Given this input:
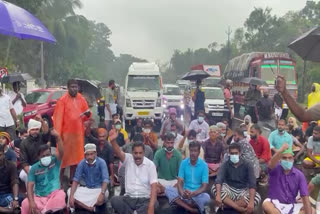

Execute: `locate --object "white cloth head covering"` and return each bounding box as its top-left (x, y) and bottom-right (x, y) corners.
top-left (28, 119), bottom-right (42, 133)
top-left (216, 122), bottom-right (226, 129)
top-left (209, 125), bottom-right (219, 132)
top-left (84, 143), bottom-right (96, 154)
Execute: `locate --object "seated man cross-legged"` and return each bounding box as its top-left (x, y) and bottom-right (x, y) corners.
top-left (165, 141), bottom-right (210, 214)
top-left (262, 143), bottom-right (313, 214)
top-left (21, 130), bottom-right (66, 214)
top-left (212, 143), bottom-right (261, 213)
top-left (303, 126), bottom-right (320, 169)
top-left (68, 143), bottom-right (109, 212)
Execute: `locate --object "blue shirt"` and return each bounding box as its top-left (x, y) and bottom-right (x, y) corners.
top-left (268, 130), bottom-right (292, 150)
top-left (73, 157), bottom-right (109, 188)
top-left (178, 157), bottom-right (208, 191)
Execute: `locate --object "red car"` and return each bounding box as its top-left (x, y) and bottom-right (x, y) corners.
top-left (23, 88), bottom-right (67, 127)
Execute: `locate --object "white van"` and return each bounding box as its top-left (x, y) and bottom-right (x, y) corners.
top-left (163, 84), bottom-right (184, 116)
top-left (124, 62), bottom-right (163, 128)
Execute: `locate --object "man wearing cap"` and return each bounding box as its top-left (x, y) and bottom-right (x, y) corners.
top-left (19, 117), bottom-right (49, 185)
top-left (0, 87), bottom-right (19, 140)
top-left (160, 107), bottom-right (184, 139)
top-left (68, 143), bottom-right (109, 213)
top-left (262, 143), bottom-right (312, 214)
top-left (21, 130), bottom-right (65, 214)
top-left (153, 132), bottom-right (182, 195)
top-left (0, 132), bottom-right (17, 163)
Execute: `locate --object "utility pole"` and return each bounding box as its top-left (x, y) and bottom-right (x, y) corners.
top-left (40, 42), bottom-right (46, 88)
top-left (225, 26), bottom-right (232, 65)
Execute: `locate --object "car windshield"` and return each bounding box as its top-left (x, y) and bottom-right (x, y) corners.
top-left (203, 88), bottom-right (224, 99)
top-left (164, 87), bottom-right (181, 95)
top-left (127, 75), bottom-right (160, 91)
top-left (25, 91), bottom-right (51, 104)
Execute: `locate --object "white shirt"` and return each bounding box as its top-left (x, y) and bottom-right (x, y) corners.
top-left (123, 153), bottom-right (158, 198)
top-left (7, 91), bottom-right (26, 115)
top-left (0, 94), bottom-right (14, 127)
top-left (174, 133), bottom-right (184, 149)
top-left (188, 119), bottom-right (209, 142)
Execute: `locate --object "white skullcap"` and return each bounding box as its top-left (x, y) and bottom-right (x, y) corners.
top-left (216, 122), bottom-right (226, 129)
top-left (84, 143), bottom-right (96, 154)
top-left (28, 119), bottom-right (42, 133)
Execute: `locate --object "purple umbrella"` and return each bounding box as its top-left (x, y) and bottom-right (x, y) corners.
top-left (0, 0), bottom-right (56, 43)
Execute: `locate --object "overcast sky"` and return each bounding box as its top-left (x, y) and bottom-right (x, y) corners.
top-left (78, 0), bottom-right (307, 62)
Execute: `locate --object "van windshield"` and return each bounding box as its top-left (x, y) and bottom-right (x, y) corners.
top-left (127, 75), bottom-right (160, 92)
top-left (164, 87), bottom-right (181, 95)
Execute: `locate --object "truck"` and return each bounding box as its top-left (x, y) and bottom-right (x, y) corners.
top-left (224, 52), bottom-right (298, 116)
top-left (124, 62), bottom-right (163, 129)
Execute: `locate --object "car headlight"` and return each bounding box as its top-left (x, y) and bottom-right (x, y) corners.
top-left (126, 99), bottom-right (132, 107)
top-left (156, 99), bottom-right (161, 107)
top-left (24, 110), bottom-right (37, 117)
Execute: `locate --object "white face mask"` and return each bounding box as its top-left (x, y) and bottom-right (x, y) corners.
top-left (143, 128), bottom-right (151, 134)
top-left (86, 158), bottom-right (96, 165)
top-left (40, 156), bottom-right (52, 167)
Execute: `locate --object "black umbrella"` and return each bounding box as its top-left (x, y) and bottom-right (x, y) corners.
top-left (288, 26), bottom-right (320, 62)
top-left (241, 77), bottom-right (268, 86)
top-left (1, 72), bottom-right (33, 83)
top-left (75, 78), bottom-right (101, 99)
top-left (181, 70), bottom-right (210, 81)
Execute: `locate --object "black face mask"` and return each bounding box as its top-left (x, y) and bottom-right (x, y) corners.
top-left (278, 129), bottom-right (284, 133)
top-left (263, 94), bottom-right (269, 98)
top-left (250, 135), bottom-right (257, 140)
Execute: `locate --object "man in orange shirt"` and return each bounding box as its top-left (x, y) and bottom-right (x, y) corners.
top-left (53, 79), bottom-right (91, 183)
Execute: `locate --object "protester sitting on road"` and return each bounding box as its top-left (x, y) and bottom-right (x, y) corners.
top-left (303, 126), bottom-right (320, 169)
top-left (213, 143), bottom-right (261, 213)
top-left (307, 173), bottom-right (320, 212)
top-left (256, 89), bottom-right (275, 131)
top-left (160, 107), bottom-right (184, 139)
top-left (221, 118), bottom-right (233, 139)
top-left (130, 118), bottom-right (143, 142)
top-left (249, 125), bottom-right (271, 185)
top-left (284, 125), bottom-right (305, 164)
top-left (154, 132), bottom-right (182, 195)
top-left (268, 119), bottom-right (293, 154)
top-left (240, 123), bottom-right (250, 141)
top-left (288, 117), bottom-right (305, 144)
top-left (109, 129), bottom-right (158, 214)
top-left (306, 121), bottom-right (318, 139)
top-left (95, 128), bottom-right (115, 187)
top-left (262, 143), bottom-right (313, 214)
top-left (244, 115), bottom-right (252, 135)
top-left (119, 133), bottom-right (154, 195)
top-left (165, 141), bottom-right (210, 214)
top-left (189, 110), bottom-right (209, 143)
top-left (21, 130), bottom-right (65, 214)
top-left (19, 117), bottom-right (49, 185)
top-left (202, 125), bottom-right (224, 177)
top-left (8, 128), bottom-right (28, 162)
top-left (0, 132), bottom-right (17, 163)
top-left (177, 129), bottom-right (204, 160)
top-left (109, 114), bottom-right (129, 143)
top-left (142, 119), bottom-right (159, 151)
top-left (275, 75), bottom-right (320, 122)
top-left (228, 128), bottom-right (260, 179)
top-left (68, 143), bottom-right (109, 213)
top-left (0, 144), bottom-right (20, 213)
top-left (171, 123), bottom-right (184, 148)
top-left (111, 119), bottom-right (128, 147)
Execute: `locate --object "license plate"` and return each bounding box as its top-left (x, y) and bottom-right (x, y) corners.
top-left (212, 112), bottom-right (223, 116)
top-left (138, 111), bottom-right (149, 116)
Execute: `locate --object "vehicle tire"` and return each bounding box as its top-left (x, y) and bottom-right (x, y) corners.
top-left (42, 115), bottom-right (52, 128)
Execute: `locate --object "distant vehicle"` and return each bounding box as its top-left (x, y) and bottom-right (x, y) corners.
top-left (124, 62), bottom-right (163, 129)
top-left (202, 87), bottom-right (225, 124)
top-left (163, 84), bottom-right (184, 116)
top-left (23, 88), bottom-right (67, 126)
top-left (203, 77), bottom-right (222, 87)
top-left (176, 80), bottom-right (191, 93)
top-left (224, 52), bottom-right (297, 115)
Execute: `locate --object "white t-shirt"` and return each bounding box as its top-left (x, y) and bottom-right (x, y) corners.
top-left (174, 133), bottom-right (184, 149)
top-left (123, 153), bottom-right (158, 198)
top-left (7, 91), bottom-right (26, 115)
top-left (188, 120), bottom-right (209, 142)
top-left (0, 94), bottom-right (14, 127)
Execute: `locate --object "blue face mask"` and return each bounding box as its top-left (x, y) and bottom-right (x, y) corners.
top-left (280, 160), bottom-right (293, 171)
top-left (198, 116), bottom-right (204, 123)
top-left (230, 154), bottom-right (239, 164)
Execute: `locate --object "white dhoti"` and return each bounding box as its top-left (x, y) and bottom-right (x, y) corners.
top-left (158, 179), bottom-right (177, 187)
top-left (67, 187), bottom-right (109, 207)
top-left (264, 198), bottom-right (303, 214)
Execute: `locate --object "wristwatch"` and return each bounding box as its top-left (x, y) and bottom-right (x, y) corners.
top-left (14, 196), bottom-right (19, 201)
